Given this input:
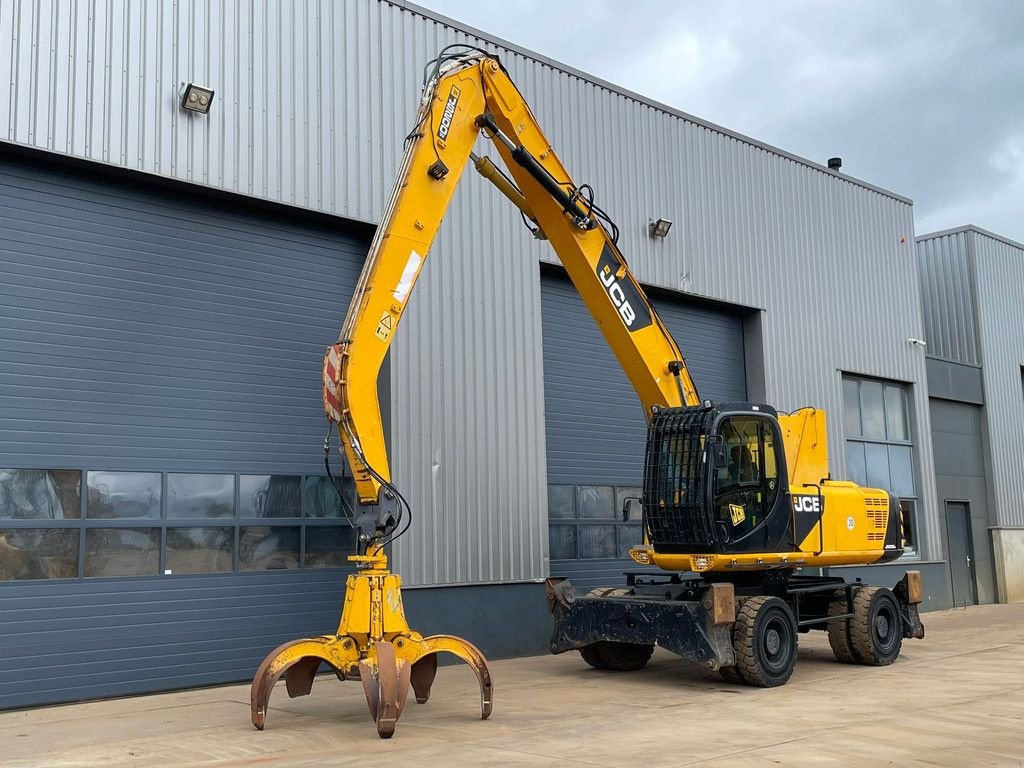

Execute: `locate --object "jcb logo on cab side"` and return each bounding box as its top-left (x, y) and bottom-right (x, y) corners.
top-left (792, 495), bottom-right (823, 514)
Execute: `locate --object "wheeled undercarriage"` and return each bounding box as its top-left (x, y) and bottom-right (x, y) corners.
top-left (546, 569), bottom-right (925, 687)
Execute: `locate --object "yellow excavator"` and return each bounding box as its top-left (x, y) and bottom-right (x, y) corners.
top-left (250, 46), bottom-right (925, 738)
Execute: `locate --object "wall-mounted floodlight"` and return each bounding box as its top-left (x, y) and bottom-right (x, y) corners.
top-left (181, 83), bottom-right (215, 115)
top-left (648, 218), bottom-right (672, 238)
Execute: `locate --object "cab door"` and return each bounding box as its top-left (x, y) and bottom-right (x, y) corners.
top-left (711, 413), bottom-right (792, 554)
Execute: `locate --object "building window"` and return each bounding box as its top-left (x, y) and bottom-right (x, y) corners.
top-left (0, 469), bottom-right (81, 520)
top-left (0, 469), bottom-right (358, 581)
top-left (547, 484), bottom-right (642, 560)
top-left (842, 376), bottom-right (918, 554)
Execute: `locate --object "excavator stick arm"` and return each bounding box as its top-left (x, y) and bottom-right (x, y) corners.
top-left (324, 52), bottom-right (699, 508)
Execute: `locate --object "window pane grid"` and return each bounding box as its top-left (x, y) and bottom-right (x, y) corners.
top-left (841, 375), bottom-right (919, 557)
top-left (548, 484), bottom-right (645, 561)
top-left (0, 470), bottom-right (356, 582)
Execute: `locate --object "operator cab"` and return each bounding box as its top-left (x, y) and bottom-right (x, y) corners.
top-left (641, 403), bottom-right (794, 556)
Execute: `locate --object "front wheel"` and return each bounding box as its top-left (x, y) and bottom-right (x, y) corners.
top-left (732, 596), bottom-right (798, 687)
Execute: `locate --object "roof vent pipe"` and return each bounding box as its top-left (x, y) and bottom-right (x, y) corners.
top-left (827, 157), bottom-right (842, 171)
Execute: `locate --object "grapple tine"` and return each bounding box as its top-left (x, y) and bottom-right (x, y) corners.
top-left (284, 656), bottom-right (322, 698)
top-left (410, 653), bottom-right (438, 704)
top-left (250, 638), bottom-right (345, 731)
top-left (358, 641), bottom-right (412, 739)
top-left (419, 634), bottom-right (494, 720)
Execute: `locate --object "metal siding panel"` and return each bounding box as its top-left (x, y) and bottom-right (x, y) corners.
top-left (0, 157), bottom-right (367, 473)
top-left (0, 570), bottom-right (350, 709)
top-left (970, 231), bottom-right (1024, 527)
top-left (1, 0), bottom-right (936, 573)
top-left (0, 157), bottom-right (370, 709)
top-left (540, 271), bottom-right (746, 486)
top-left (928, 398), bottom-right (997, 604)
top-left (541, 271), bottom-right (745, 583)
top-left (916, 230), bottom-right (980, 365)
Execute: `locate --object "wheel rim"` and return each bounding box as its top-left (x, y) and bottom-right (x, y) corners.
top-left (874, 601), bottom-right (898, 653)
top-left (760, 612), bottom-right (793, 673)
top-left (765, 628), bottom-right (781, 655)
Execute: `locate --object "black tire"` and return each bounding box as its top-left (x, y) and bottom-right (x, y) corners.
top-left (732, 596), bottom-right (798, 687)
top-left (580, 641), bottom-right (654, 671)
top-left (826, 591), bottom-right (860, 664)
top-left (718, 665), bottom-right (742, 684)
top-left (849, 586), bottom-right (903, 666)
top-left (579, 644), bottom-right (608, 669)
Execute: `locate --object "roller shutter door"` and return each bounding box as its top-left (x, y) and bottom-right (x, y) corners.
top-left (541, 269), bottom-right (747, 589)
top-left (0, 153), bottom-right (369, 708)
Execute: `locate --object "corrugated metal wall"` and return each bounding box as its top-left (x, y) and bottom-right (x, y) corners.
top-left (2, 0), bottom-right (941, 574)
top-left (0, 153), bottom-right (370, 708)
top-left (541, 270), bottom-right (747, 590)
top-left (971, 231), bottom-right (1024, 528)
top-left (916, 226), bottom-right (1024, 529)
top-left (0, 157), bottom-right (367, 472)
top-left (916, 229), bottom-right (981, 365)
top-left (541, 271), bottom-right (747, 486)
top-left (928, 398), bottom-right (996, 603)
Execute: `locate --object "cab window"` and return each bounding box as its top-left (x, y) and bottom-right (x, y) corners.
top-left (714, 416), bottom-right (779, 538)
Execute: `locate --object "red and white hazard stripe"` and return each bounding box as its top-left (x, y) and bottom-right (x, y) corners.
top-left (322, 344), bottom-right (344, 423)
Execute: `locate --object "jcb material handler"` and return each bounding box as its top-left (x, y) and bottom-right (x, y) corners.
top-left (251, 47), bottom-right (925, 738)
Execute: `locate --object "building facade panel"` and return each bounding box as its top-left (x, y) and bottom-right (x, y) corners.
top-left (928, 398), bottom-right (996, 604)
top-left (0, 152), bottom-right (372, 707)
top-left (972, 231), bottom-right (1024, 528)
top-left (540, 269), bottom-right (747, 589)
top-left (916, 229), bottom-right (980, 365)
top-left (3, 0), bottom-right (941, 578)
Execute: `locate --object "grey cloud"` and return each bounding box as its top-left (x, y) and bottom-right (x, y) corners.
top-left (418, 0), bottom-right (1024, 240)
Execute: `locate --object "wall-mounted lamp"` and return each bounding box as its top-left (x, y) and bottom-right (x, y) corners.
top-left (181, 83), bottom-right (215, 115)
top-left (908, 338), bottom-right (927, 347)
top-left (648, 218), bottom-right (672, 238)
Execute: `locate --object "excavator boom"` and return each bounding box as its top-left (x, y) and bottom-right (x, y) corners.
top-left (324, 51), bottom-right (698, 511)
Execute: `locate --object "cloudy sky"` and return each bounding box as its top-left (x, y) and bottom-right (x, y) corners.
top-left (418, 1), bottom-right (1024, 242)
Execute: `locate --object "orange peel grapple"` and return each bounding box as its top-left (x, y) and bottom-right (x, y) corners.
top-left (250, 549), bottom-right (492, 739)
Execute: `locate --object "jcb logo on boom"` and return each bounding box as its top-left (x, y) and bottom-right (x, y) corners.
top-left (436, 85), bottom-right (461, 141)
top-left (600, 266), bottom-right (638, 327)
top-left (594, 246), bottom-right (653, 332)
top-left (792, 495), bottom-right (823, 514)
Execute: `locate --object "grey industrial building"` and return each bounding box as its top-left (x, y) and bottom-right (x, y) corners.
top-left (916, 226), bottom-right (1024, 607)
top-left (0, 0), bottom-right (1019, 711)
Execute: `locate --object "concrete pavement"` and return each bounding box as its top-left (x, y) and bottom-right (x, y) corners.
top-left (2, 603), bottom-right (1022, 767)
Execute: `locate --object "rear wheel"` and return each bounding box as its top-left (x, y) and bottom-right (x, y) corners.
top-left (579, 641), bottom-right (653, 671)
top-left (827, 591), bottom-right (860, 664)
top-left (732, 596), bottom-right (798, 687)
top-left (850, 587), bottom-right (903, 665)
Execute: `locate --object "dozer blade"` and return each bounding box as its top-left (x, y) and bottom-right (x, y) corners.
top-left (358, 641), bottom-right (412, 739)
